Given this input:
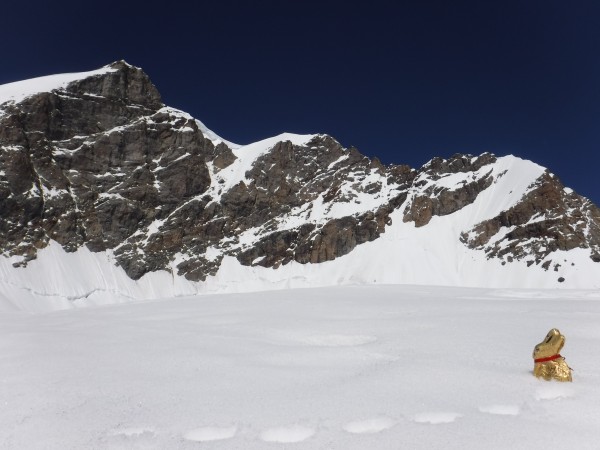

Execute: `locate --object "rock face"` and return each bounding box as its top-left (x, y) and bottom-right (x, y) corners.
top-left (460, 172), bottom-right (600, 266)
top-left (1, 61), bottom-right (599, 285)
top-left (402, 154), bottom-right (496, 227)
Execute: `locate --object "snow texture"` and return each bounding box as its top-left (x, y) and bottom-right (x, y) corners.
top-left (1, 285), bottom-right (599, 449)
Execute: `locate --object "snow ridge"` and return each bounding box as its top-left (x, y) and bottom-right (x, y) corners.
top-left (0, 64), bottom-right (118, 107)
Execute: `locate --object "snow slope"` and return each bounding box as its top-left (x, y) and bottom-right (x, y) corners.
top-left (0, 65), bottom-right (117, 108)
top-left (1, 285), bottom-right (599, 449)
top-left (195, 118), bottom-right (240, 149)
top-left (1, 153), bottom-right (598, 312)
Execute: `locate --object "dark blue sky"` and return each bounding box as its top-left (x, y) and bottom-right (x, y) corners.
top-left (4, 1), bottom-right (600, 203)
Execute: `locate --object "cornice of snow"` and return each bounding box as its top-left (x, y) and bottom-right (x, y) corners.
top-left (195, 118), bottom-right (241, 149)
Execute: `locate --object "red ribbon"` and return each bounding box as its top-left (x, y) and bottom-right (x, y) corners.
top-left (534, 354), bottom-right (562, 363)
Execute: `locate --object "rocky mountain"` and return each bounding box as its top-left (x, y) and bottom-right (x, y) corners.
top-left (1, 61), bottom-right (599, 310)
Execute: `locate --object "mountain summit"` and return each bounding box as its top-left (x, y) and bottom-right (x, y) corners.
top-left (1, 62), bottom-right (599, 310)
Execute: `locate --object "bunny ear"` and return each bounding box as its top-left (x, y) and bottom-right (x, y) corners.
top-left (543, 329), bottom-right (557, 343)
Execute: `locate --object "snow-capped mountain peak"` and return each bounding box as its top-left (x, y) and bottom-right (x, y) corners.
top-left (1, 62), bottom-right (599, 311)
top-left (0, 61), bottom-right (141, 108)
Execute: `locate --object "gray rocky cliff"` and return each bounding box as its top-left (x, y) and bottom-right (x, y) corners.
top-left (1, 62), bottom-right (599, 283)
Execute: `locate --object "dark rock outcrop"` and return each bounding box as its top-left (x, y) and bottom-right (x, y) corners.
top-left (403, 154), bottom-right (496, 227)
top-left (460, 172), bottom-right (600, 266)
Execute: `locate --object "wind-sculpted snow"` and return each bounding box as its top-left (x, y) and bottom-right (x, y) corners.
top-left (1, 61), bottom-right (600, 309)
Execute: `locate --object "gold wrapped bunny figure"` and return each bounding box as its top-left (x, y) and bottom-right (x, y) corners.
top-left (532, 328), bottom-right (572, 382)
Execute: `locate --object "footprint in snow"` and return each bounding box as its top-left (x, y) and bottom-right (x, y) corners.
top-left (478, 404), bottom-right (520, 416)
top-left (259, 425), bottom-right (315, 443)
top-left (343, 417), bottom-right (396, 434)
top-left (105, 426), bottom-right (157, 447)
top-left (109, 426), bottom-right (157, 437)
top-left (184, 426), bottom-right (237, 442)
top-left (413, 412), bottom-right (462, 424)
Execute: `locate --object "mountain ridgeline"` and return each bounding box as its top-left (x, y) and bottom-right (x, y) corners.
top-left (1, 61), bottom-right (599, 307)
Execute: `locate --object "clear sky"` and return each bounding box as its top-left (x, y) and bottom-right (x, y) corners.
top-left (3, 0), bottom-right (599, 204)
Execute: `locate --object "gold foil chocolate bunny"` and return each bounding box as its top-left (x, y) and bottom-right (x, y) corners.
top-left (532, 328), bottom-right (572, 382)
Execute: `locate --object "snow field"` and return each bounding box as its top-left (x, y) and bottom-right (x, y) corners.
top-left (2, 284), bottom-right (600, 449)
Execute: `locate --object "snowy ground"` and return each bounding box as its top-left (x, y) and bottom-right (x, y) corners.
top-left (2, 285), bottom-right (600, 449)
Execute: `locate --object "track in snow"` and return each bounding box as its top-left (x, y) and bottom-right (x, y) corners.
top-left (1, 284), bottom-right (599, 449)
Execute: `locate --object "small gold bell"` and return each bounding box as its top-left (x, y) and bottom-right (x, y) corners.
top-left (532, 328), bottom-right (572, 382)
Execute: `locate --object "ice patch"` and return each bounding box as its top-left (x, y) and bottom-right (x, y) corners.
top-left (343, 417), bottom-right (396, 434)
top-left (478, 404), bottom-right (520, 416)
top-left (184, 425), bottom-right (237, 442)
top-left (259, 425), bottom-right (315, 443)
top-left (413, 412), bottom-right (463, 424)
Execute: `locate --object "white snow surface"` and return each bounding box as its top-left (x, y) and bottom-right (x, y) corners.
top-left (195, 118), bottom-right (240, 149)
top-left (1, 285), bottom-right (600, 449)
top-left (0, 65), bottom-right (117, 107)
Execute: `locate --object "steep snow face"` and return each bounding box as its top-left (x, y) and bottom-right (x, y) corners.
top-left (409, 155), bottom-right (546, 220)
top-left (0, 65), bottom-right (118, 108)
top-left (195, 118), bottom-right (240, 149)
